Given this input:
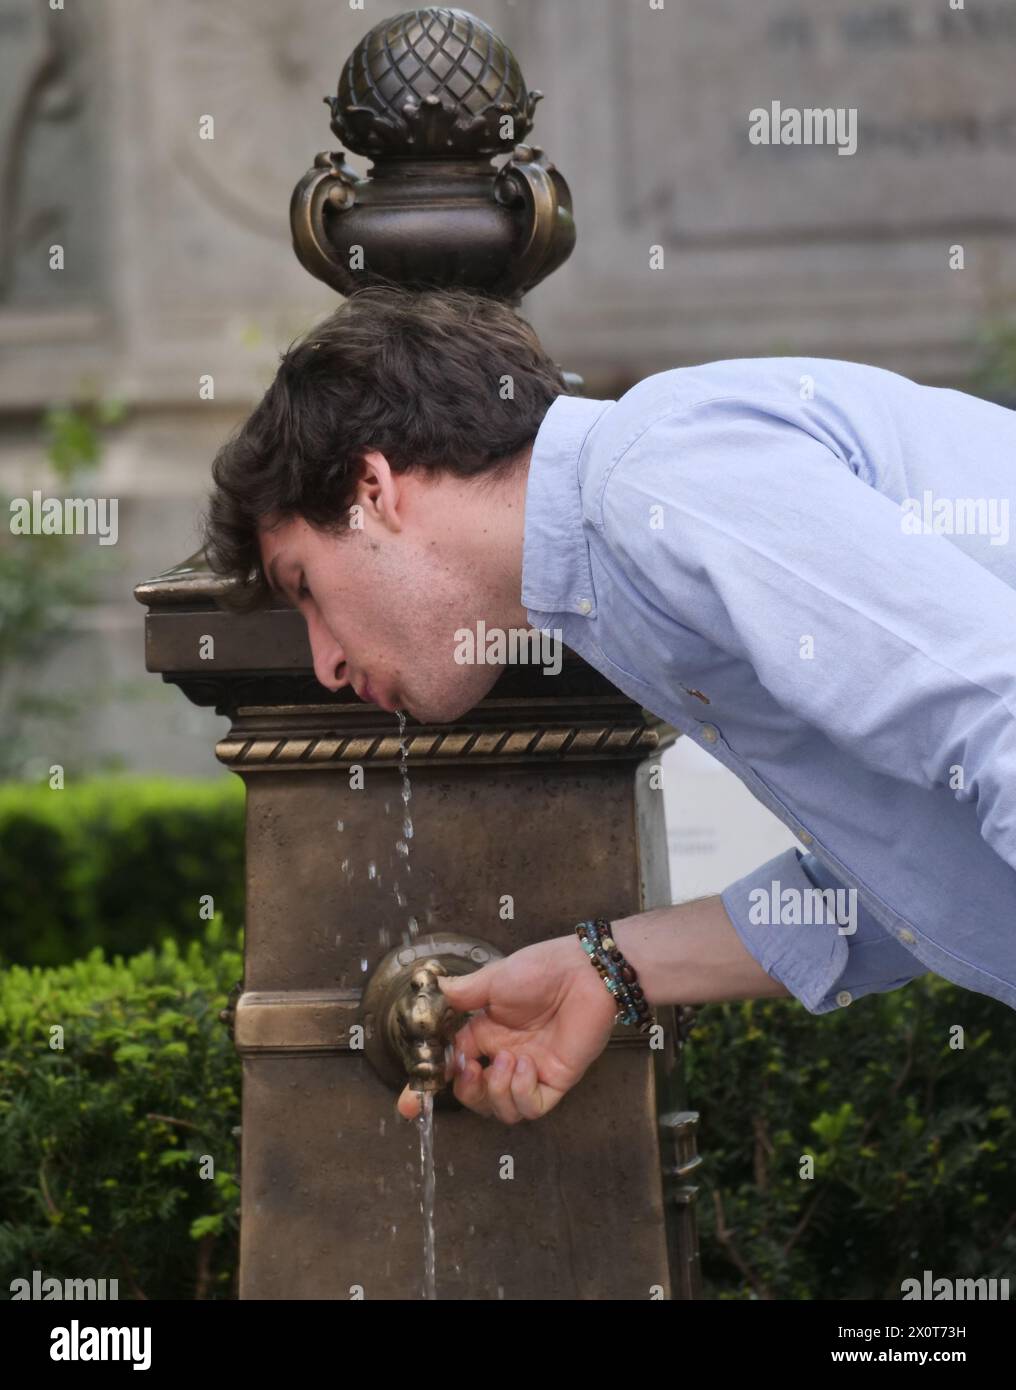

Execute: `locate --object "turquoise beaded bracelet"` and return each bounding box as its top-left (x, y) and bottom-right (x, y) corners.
top-left (575, 918), bottom-right (655, 1033)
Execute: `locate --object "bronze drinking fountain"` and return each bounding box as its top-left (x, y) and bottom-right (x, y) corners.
top-left (135, 5), bottom-right (702, 1300)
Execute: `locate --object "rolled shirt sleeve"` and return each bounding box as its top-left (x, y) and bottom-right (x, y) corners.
top-left (599, 396), bottom-right (1016, 880)
top-left (720, 848), bottom-right (928, 1013)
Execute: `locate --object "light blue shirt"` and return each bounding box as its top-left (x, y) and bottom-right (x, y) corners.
top-left (521, 357), bottom-right (1016, 1014)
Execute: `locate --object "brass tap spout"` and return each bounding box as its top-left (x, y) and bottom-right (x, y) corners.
top-left (395, 959), bottom-right (460, 1093)
top-left (360, 933), bottom-right (501, 1095)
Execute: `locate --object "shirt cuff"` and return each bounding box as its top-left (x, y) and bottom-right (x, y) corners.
top-left (797, 851), bottom-right (929, 1006)
top-left (720, 847), bottom-right (928, 1014)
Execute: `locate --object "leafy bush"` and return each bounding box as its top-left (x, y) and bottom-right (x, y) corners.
top-left (0, 915), bottom-right (242, 1300)
top-left (687, 975), bottom-right (1016, 1299)
top-left (0, 777), bottom-right (244, 967)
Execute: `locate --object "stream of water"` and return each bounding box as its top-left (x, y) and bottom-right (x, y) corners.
top-left (396, 708), bottom-right (437, 1298)
top-left (338, 708), bottom-right (436, 1294)
top-left (416, 1090), bottom-right (437, 1299)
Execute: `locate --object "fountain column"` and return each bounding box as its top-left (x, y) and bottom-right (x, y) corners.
top-left (135, 6), bottom-right (702, 1300)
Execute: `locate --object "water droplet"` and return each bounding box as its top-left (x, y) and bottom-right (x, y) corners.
top-left (368, 861), bottom-right (377, 880)
top-left (336, 820), bottom-right (344, 832)
top-left (396, 841), bottom-right (409, 857)
top-left (403, 818), bottom-right (414, 840)
top-left (408, 916), bottom-right (419, 937)
top-left (360, 958), bottom-right (368, 972)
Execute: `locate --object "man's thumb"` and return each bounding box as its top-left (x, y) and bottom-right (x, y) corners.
top-left (438, 964), bottom-right (493, 1012)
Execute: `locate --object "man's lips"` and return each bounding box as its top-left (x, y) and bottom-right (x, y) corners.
top-left (361, 677), bottom-right (397, 714)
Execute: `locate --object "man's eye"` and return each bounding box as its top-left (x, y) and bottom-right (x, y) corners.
top-left (297, 577), bottom-right (310, 600)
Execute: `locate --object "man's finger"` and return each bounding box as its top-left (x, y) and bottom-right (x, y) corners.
top-left (449, 1014), bottom-right (484, 1064)
top-left (454, 1008), bottom-right (514, 1065)
top-left (395, 1083), bottom-right (421, 1120)
top-left (452, 1057), bottom-right (495, 1117)
top-left (511, 1053), bottom-right (565, 1120)
top-left (438, 963), bottom-right (497, 1013)
top-left (484, 1050), bottom-right (522, 1125)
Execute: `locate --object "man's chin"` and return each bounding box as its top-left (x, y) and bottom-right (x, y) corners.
top-left (409, 687), bottom-right (492, 724)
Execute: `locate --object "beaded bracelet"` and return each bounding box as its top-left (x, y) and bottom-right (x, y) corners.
top-left (575, 918), bottom-right (656, 1033)
top-left (576, 918), bottom-right (652, 1030)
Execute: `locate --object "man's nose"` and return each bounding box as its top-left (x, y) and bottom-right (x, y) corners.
top-left (306, 611), bottom-right (348, 692)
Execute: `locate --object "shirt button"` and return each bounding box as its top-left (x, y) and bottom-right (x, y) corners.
top-left (700, 725), bottom-right (718, 743)
top-left (577, 598), bottom-right (592, 615)
top-left (836, 990), bottom-right (853, 1007)
top-left (899, 929), bottom-right (916, 945)
top-left (798, 830), bottom-right (814, 845)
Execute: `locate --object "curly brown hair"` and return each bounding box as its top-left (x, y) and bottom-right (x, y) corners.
top-left (201, 284), bottom-right (571, 611)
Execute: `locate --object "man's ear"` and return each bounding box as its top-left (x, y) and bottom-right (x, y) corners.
top-left (356, 450), bottom-right (403, 534)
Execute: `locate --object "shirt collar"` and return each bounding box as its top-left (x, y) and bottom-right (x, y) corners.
top-left (521, 393), bottom-right (615, 619)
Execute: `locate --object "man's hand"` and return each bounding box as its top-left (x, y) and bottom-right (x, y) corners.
top-left (395, 896), bottom-right (789, 1125)
top-left (395, 934), bottom-right (618, 1125)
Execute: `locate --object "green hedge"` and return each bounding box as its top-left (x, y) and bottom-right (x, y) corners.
top-left (0, 778), bottom-right (245, 967)
top-left (0, 916), bottom-right (242, 1300)
top-left (2, 775), bottom-right (1013, 1298)
top-left (689, 976), bottom-right (1016, 1299)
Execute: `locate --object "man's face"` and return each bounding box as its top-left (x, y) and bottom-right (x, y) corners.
top-left (257, 451), bottom-right (510, 723)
